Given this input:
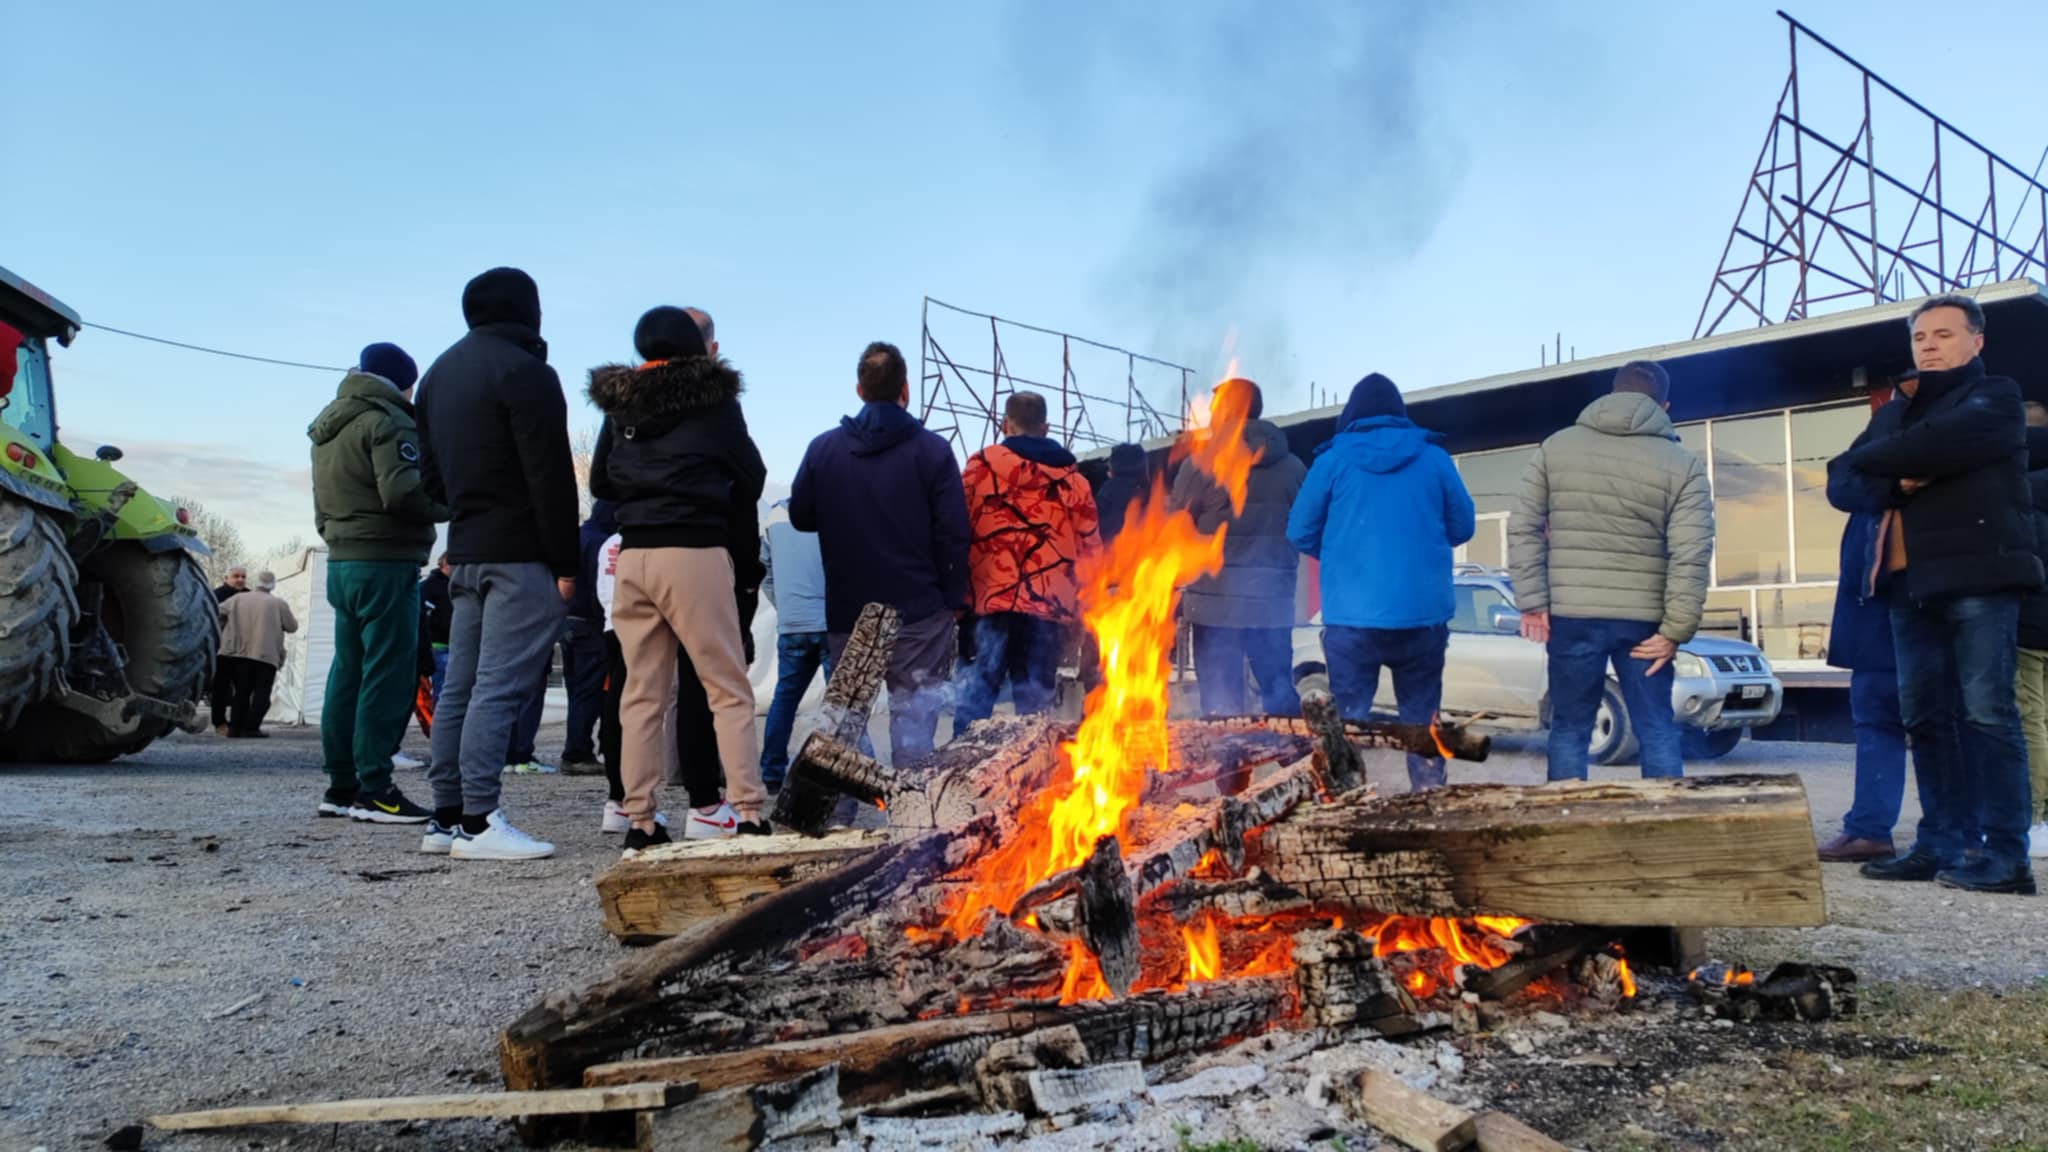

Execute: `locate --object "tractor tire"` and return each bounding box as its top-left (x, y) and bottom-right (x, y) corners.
top-left (9, 544), bottom-right (217, 761)
top-left (0, 496), bottom-right (80, 732)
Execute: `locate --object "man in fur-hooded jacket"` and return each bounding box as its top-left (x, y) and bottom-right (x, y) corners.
top-left (588, 307), bottom-right (770, 858)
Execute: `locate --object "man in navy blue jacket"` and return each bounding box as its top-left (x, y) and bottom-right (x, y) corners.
top-left (789, 342), bottom-right (971, 767)
top-left (1288, 374), bottom-right (1475, 790)
top-left (1820, 403), bottom-right (1909, 862)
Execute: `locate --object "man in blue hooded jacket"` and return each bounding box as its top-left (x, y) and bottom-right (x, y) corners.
top-left (790, 341), bottom-right (971, 767)
top-left (1288, 374), bottom-right (1475, 789)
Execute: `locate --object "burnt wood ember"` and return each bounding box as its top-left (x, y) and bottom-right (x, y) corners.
top-left (819, 604), bottom-right (900, 744)
top-left (769, 602), bottom-right (899, 835)
top-left (1076, 835), bottom-right (1141, 998)
top-left (1688, 961), bottom-right (1858, 1022)
top-left (769, 733), bottom-right (897, 837)
top-left (1246, 775), bottom-right (1827, 927)
top-left (1301, 689), bottom-right (1368, 796)
top-left (1150, 871), bottom-right (1313, 923)
top-left (1195, 714), bottom-right (1491, 763)
top-left (1292, 929), bottom-right (1423, 1035)
top-left (1460, 926), bottom-right (1606, 1001)
top-left (973, 1026), bottom-right (1090, 1113)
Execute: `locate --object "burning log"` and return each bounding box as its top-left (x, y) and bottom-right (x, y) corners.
top-left (1687, 961), bottom-right (1857, 1022)
top-left (1301, 688), bottom-right (1367, 796)
top-left (770, 733), bottom-right (898, 837)
top-left (1196, 714), bottom-right (1491, 764)
top-left (1076, 835), bottom-right (1141, 998)
top-left (1246, 775), bottom-right (1826, 927)
top-left (1292, 929), bottom-right (1424, 1035)
top-left (1460, 925), bottom-right (1606, 1001)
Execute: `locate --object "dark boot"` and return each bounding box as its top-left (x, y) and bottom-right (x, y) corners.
top-left (1858, 845), bottom-right (1941, 882)
top-left (1935, 857), bottom-right (2037, 895)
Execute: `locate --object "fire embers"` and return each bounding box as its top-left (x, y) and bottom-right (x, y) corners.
top-left (1687, 960), bottom-right (1857, 1022)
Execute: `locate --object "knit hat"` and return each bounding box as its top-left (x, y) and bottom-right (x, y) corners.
top-left (461, 267), bottom-right (542, 331)
top-left (632, 306), bottom-right (708, 362)
top-left (1338, 372), bottom-right (1406, 430)
top-left (1109, 443), bottom-right (1147, 477)
top-left (357, 342), bottom-right (418, 391)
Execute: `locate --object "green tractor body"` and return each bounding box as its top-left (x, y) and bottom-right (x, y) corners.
top-left (1, 263), bottom-right (220, 760)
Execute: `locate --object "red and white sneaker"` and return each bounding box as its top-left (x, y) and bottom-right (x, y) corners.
top-left (601, 802), bottom-right (669, 835)
top-left (684, 802), bottom-right (740, 840)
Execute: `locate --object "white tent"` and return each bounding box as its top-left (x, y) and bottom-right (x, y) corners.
top-left (269, 545), bottom-right (334, 726)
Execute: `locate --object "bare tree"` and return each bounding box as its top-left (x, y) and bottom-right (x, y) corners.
top-left (170, 496), bottom-right (245, 586)
top-left (263, 533), bottom-right (309, 573)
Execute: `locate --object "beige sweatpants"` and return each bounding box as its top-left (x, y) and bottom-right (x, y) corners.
top-left (613, 547), bottom-right (765, 827)
top-left (2018, 648), bottom-right (2048, 822)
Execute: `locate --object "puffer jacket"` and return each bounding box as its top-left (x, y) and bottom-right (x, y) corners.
top-left (1288, 416), bottom-right (1476, 629)
top-left (1171, 418), bottom-right (1308, 630)
top-left (308, 372), bottom-right (446, 563)
top-left (963, 436), bottom-right (1101, 621)
top-left (1507, 392), bottom-right (1714, 641)
top-left (586, 356), bottom-right (766, 572)
top-left (1824, 423), bottom-right (1898, 673)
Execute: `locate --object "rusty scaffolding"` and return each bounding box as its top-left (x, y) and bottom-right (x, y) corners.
top-left (919, 296), bottom-right (1196, 458)
top-left (1695, 10), bottom-right (2048, 337)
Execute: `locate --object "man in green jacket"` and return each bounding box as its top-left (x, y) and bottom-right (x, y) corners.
top-left (1508, 360), bottom-right (1714, 782)
top-left (310, 343), bottom-right (447, 825)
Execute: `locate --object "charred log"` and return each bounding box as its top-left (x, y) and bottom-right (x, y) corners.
top-left (1076, 835), bottom-right (1141, 998)
top-left (1301, 689), bottom-right (1367, 796)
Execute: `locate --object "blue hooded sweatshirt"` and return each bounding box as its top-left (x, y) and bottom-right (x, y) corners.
top-left (789, 401), bottom-right (971, 633)
top-left (1288, 375), bottom-right (1476, 629)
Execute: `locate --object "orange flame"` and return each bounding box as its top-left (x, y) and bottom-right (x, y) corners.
top-left (939, 383), bottom-right (1261, 959)
top-left (1182, 915), bottom-right (1223, 984)
top-left (1359, 915), bottom-right (1529, 969)
top-left (1404, 968), bottom-right (1441, 999)
top-left (1430, 718), bottom-right (1455, 762)
top-left (1688, 966), bottom-right (1756, 987)
top-left (1057, 939), bottom-right (1110, 1005)
top-left (1615, 957), bottom-right (1638, 999)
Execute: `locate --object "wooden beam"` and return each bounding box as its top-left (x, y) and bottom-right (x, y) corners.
top-left (1077, 834), bottom-right (1141, 998)
top-left (1301, 688), bottom-right (1366, 796)
top-left (638, 1067), bottom-right (839, 1151)
top-left (1357, 1069), bottom-right (1478, 1152)
top-left (1247, 775), bottom-right (1826, 927)
top-left (1473, 1111), bottom-right (1571, 1152)
top-left (149, 1084), bottom-right (692, 1131)
top-left (594, 830), bottom-right (891, 942)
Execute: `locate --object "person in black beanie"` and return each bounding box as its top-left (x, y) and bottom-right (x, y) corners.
top-left (1097, 443), bottom-right (1151, 544)
top-left (589, 306), bottom-right (770, 856)
top-left (414, 267), bottom-right (578, 862)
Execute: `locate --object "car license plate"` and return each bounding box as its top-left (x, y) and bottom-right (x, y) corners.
top-left (1740, 684), bottom-right (1767, 700)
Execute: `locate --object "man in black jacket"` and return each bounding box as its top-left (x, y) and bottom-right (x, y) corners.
top-left (414, 267), bottom-right (580, 862)
top-left (1838, 294), bottom-right (2039, 895)
top-left (2020, 404), bottom-right (2048, 859)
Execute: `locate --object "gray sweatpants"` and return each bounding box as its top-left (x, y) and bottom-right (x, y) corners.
top-left (428, 562), bottom-right (565, 815)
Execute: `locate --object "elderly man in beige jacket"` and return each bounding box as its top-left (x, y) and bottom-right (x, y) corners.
top-left (1508, 360), bottom-right (1714, 782)
top-left (218, 570), bottom-right (299, 738)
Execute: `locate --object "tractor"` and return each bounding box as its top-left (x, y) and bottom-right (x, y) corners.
top-left (0, 263), bottom-right (218, 761)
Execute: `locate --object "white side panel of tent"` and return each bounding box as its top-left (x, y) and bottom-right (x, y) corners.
top-left (270, 547), bottom-right (333, 727)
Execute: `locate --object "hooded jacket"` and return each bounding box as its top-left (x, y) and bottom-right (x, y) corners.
top-left (309, 371), bottom-right (446, 563)
top-left (788, 402), bottom-right (971, 634)
top-left (1507, 392), bottom-right (1714, 640)
top-left (963, 435), bottom-right (1101, 621)
top-left (1824, 417), bottom-right (1900, 673)
top-left (569, 500), bottom-right (620, 623)
top-left (586, 356), bottom-right (766, 562)
top-left (1170, 418), bottom-right (1308, 630)
top-left (1288, 415), bottom-right (1475, 629)
top-left (1096, 445), bottom-right (1151, 544)
top-left (1837, 358), bottom-right (2041, 603)
top-left (415, 269), bottom-right (581, 578)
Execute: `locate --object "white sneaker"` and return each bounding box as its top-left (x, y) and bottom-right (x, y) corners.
top-left (2030, 822), bottom-right (2048, 860)
top-left (419, 819), bottom-right (456, 855)
top-left (505, 760), bottom-right (559, 775)
top-left (684, 802), bottom-right (740, 840)
top-left (601, 802), bottom-right (670, 835)
top-left (449, 810), bottom-right (555, 861)
top-left (391, 751), bottom-right (425, 770)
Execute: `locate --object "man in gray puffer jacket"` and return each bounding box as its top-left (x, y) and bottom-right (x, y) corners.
top-left (1509, 361), bottom-right (1714, 781)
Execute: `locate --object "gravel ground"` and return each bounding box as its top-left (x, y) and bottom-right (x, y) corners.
top-left (1, 723), bottom-right (2042, 1151)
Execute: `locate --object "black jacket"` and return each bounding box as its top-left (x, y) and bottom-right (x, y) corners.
top-left (586, 357), bottom-right (767, 571)
top-left (1823, 427), bottom-right (1898, 673)
top-left (1840, 359), bottom-right (2042, 603)
top-left (419, 568), bottom-right (452, 646)
top-left (416, 318), bottom-right (580, 579)
top-left (2022, 428), bottom-right (2048, 650)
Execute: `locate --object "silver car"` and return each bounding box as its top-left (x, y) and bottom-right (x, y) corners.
top-left (1290, 569), bottom-right (1783, 764)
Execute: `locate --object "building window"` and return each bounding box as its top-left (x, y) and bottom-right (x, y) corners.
top-left (1756, 586), bottom-right (1839, 663)
top-left (1456, 447), bottom-right (1535, 516)
top-left (1710, 414), bottom-right (1793, 585)
top-left (1790, 405), bottom-right (1867, 584)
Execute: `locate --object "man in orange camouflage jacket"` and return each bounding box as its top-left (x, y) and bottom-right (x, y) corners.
top-left (955, 391), bottom-right (1101, 727)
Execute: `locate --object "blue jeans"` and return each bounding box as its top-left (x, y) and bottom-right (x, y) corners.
top-left (1842, 667), bottom-right (1908, 842)
top-left (955, 613), bottom-right (1068, 727)
top-left (1892, 594), bottom-right (2029, 866)
top-left (760, 632), bottom-right (834, 786)
top-left (1546, 616), bottom-right (1681, 781)
top-left (560, 616), bottom-right (608, 762)
top-left (1325, 624), bottom-right (1450, 790)
top-left (429, 646), bottom-right (449, 706)
top-left (428, 563), bottom-right (566, 815)
top-left (1192, 624), bottom-right (1302, 718)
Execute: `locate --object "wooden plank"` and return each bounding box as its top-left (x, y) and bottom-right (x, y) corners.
top-left (583, 1008), bottom-right (1065, 1102)
top-left (1357, 1069), bottom-right (1478, 1152)
top-left (1248, 775), bottom-right (1826, 927)
top-left (1473, 1110), bottom-right (1571, 1152)
top-left (150, 1083), bottom-right (691, 1131)
top-left (595, 830), bottom-right (888, 941)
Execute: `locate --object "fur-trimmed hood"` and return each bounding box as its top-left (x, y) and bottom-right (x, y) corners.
top-left (586, 357), bottom-right (744, 435)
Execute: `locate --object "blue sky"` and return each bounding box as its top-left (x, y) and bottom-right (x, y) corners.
top-left (6, 0), bottom-right (2044, 555)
